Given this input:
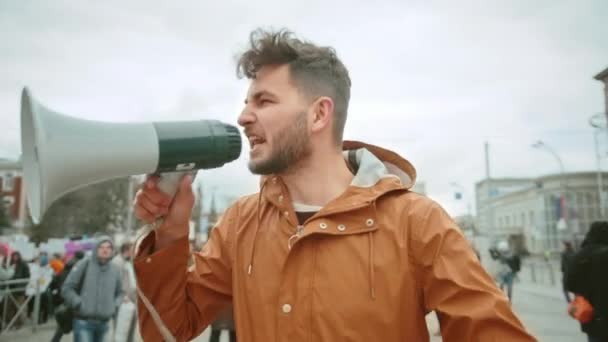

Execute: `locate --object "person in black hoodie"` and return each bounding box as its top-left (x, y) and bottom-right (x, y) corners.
top-left (565, 221), bottom-right (608, 342)
top-left (561, 241), bottom-right (576, 303)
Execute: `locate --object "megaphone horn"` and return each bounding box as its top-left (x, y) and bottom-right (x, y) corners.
top-left (20, 87), bottom-right (242, 224)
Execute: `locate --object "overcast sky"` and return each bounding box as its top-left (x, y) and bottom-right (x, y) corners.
top-left (1, 0), bottom-right (607, 216)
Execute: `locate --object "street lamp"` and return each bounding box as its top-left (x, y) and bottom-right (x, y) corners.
top-left (531, 141), bottom-right (566, 179)
top-left (531, 140), bottom-right (567, 249)
top-left (589, 113), bottom-right (607, 217)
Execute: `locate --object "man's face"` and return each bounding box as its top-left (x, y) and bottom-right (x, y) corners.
top-left (122, 248), bottom-right (132, 260)
top-left (238, 64), bottom-right (312, 175)
top-left (97, 242), bottom-right (113, 261)
top-left (11, 253), bottom-right (20, 263)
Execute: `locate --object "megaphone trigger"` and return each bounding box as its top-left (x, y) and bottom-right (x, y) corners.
top-left (153, 170), bottom-right (198, 198)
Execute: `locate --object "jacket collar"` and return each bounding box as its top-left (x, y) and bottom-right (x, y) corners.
top-left (260, 140), bottom-right (417, 211)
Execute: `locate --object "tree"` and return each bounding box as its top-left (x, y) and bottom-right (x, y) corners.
top-left (27, 177), bottom-right (130, 243)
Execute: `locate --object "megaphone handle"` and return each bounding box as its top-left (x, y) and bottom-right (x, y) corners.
top-left (155, 171), bottom-right (198, 198)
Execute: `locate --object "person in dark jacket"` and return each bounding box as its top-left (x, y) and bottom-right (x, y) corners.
top-left (560, 241), bottom-right (576, 303)
top-left (62, 237), bottom-right (123, 342)
top-left (209, 305), bottom-right (237, 342)
top-left (49, 250), bottom-right (85, 342)
top-left (565, 221), bottom-right (608, 342)
top-left (489, 241), bottom-right (521, 302)
top-left (7, 251), bottom-right (30, 328)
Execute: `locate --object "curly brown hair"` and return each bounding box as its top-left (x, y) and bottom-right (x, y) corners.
top-left (236, 28), bottom-right (351, 145)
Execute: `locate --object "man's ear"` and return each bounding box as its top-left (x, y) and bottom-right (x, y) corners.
top-left (310, 96), bottom-right (334, 133)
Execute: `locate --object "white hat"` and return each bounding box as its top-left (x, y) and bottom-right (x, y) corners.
top-left (497, 240), bottom-right (509, 252)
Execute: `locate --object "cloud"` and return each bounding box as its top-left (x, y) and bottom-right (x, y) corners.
top-left (1, 0), bottom-right (607, 215)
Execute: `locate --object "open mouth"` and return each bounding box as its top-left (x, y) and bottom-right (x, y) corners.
top-left (248, 135), bottom-right (266, 150)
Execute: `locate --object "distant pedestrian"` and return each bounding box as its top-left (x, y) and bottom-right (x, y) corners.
top-left (112, 242), bottom-right (137, 342)
top-left (49, 250), bottom-right (85, 342)
top-left (0, 245), bottom-right (13, 281)
top-left (565, 221), bottom-right (608, 342)
top-left (7, 251), bottom-right (30, 329)
top-left (26, 251), bottom-right (53, 324)
top-left (560, 241), bottom-right (576, 303)
top-left (62, 237), bottom-right (123, 342)
top-left (209, 305), bottom-right (237, 342)
top-left (49, 253), bottom-right (65, 276)
top-left (490, 241), bottom-right (521, 302)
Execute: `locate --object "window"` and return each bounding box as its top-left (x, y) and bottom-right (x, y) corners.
top-left (577, 193), bottom-right (585, 208)
top-left (529, 211), bottom-right (535, 225)
top-left (1, 173), bottom-right (14, 192)
top-left (521, 213), bottom-right (526, 226)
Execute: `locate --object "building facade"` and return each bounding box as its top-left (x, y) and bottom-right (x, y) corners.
top-left (475, 177), bottom-right (535, 236)
top-left (476, 172), bottom-right (607, 254)
top-left (0, 158), bottom-right (26, 229)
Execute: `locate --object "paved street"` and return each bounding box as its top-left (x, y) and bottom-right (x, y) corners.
top-left (0, 324), bottom-right (230, 342)
top-left (0, 280), bottom-right (587, 342)
top-left (513, 283), bottom-right (586, 341)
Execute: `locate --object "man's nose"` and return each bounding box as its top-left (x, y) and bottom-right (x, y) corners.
top-left (238, 108), bottom-right (256, 127)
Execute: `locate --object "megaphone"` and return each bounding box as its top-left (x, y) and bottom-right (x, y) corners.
top-left (20, 87), bottom-right (242, 224)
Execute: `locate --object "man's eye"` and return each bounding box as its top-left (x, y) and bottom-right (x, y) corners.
top-left (260, 99), bottom-right (272, 105)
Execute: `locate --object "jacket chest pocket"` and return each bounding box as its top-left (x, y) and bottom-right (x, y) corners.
top-left (310, 233), bottom-right (403, 320)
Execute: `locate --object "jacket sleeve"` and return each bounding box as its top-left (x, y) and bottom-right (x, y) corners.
top-left (409, 200), bottom-right (536, 341)
top-left (61, 259), bottom-right (87, 309)
top-left (114, 266), bottom-right (124, 311)
top-left (134, 203), bottom-right (237, 341)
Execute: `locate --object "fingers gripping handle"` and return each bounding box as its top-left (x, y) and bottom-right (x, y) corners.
top-left (156, 171), bottom-right (197, 198)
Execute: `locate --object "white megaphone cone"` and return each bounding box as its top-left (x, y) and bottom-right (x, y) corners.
top-left (20, 87), bottom-right (241, 224)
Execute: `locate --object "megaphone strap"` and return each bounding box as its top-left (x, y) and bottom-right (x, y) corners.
top-left (133, 222), bottom-right (177, 342)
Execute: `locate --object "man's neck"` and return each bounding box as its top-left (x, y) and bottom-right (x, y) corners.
top-left (280, 150), bottom-right (353, 207)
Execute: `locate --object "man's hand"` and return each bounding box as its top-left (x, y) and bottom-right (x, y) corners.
top-left (133, 174), bottom-right (195, 251)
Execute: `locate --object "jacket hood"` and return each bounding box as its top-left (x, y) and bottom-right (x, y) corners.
top-left (93, 236), bottom-right (114, 265)
top-left (259, 140), bottom-right (417, 191)
top-left (582, 221), bottom-right (608, 246)
top-left (342, 140), bottom-right (416, 190)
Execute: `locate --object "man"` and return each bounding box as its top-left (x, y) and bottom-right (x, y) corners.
top-left (560, 241), bottom-right (576, 303)
top-left (26, 251), bottom-right (54, 324)
top-left (133, 29), bottom-right (534, 341)
top-left (565, 221), bottom-right (608, 342)
top-left (50, 250), bottom-right (85, 342)
top-left (112, 241), bottom-right (138, 342)
top-left (49, 253), bottom-right (65, 276)
top-left (62, 237), bottom-right (123, 342)
top-left (489, 240), bottom-right (521, 302)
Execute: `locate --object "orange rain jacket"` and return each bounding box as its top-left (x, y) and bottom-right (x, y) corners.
top-left (134, 141), bottom-right (536, 341)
